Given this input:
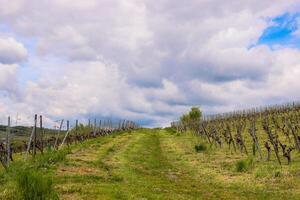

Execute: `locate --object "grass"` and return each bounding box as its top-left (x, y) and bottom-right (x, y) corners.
top-left (0, 144), bottom-right (72, 199)
top-left (34, 147), bottom-right (71, 169)
top-left (0, 155), bottom-right (63, 199)
top-left (1, 128), bottom-right (300, 199)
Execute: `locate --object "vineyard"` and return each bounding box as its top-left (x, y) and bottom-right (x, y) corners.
top-left (1, 103), bottom-right (300, 199)
top-left (172, 103), bottom-right (300, 166)
top-left (0, 115), bottom-right (138, 169)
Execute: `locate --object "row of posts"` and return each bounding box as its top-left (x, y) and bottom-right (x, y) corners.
top-left (87, 119), bottom-right (137, 130)
top-left (1, 115), bottom-right (138, 168)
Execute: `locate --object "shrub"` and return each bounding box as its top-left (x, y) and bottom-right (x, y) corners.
top-left (194, 144), bottom-right (207, 152)
top-left (164, 127), bottom-right (176, 134)
top-left (15, 168), bottom-right (58, 200)
top-left (235, 160), bottom-right (247, 172)
top-left (107, 146), bottom-right (115, 153)
top-left (235, 158), bottom-right (254, 172)
top-left (274, 170), bottom-right (282, 178)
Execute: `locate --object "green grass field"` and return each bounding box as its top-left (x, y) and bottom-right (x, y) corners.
top-left (1, 128), bottom-right (300, 199)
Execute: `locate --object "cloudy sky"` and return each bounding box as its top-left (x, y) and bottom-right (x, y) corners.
top-left (1, 0), bottom-right (300, 127)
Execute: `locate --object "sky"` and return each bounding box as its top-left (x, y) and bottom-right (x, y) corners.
top-left (1, 0), bottom-right (300, 127)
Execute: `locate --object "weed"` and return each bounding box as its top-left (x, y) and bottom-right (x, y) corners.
top-left (194, 144), bottom-right (207, 152)
top-left (97, 160), bottom-right (110, 171)
top-left (220, 161), bottom-right (231, 170)
top-left (254, 165), bottom-right (280, 178)
top-left (109, 174), bottom-right (124, 182)
top-left (15, 168), bottom-right (58, 200)
top-left (107, 146), bottom-right (115, 153)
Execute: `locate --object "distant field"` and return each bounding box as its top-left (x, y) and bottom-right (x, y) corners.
top-left (0, 125), bottom-right (67, 149)
top-left (2, 128), bottom-right (299, 199)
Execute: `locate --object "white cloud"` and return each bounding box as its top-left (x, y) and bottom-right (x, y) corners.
top-left (0, 0), bottom-right (24, 17)
top-left (0, 63), bottom-right (19, 97)
top-left (0, 36), bottom-right (27, 64)
top-left (0, 0), bottom-right (300, 126)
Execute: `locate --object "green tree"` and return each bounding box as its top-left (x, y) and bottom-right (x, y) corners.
top-left (188, 107), bottom-right (202, 121)
top-left (188, 107), bottom-right (202, 132)
top-left (179, 107), bottom-right (202, 132)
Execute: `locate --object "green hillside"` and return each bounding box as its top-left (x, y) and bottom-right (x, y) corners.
top-left (1, 128), bottom-right (299, 199)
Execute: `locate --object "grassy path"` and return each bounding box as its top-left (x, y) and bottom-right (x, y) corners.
top-left (54, 129), bottom-right (300, 200)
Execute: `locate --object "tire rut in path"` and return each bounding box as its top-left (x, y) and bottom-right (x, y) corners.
top-left (56, 131), bottom-right (137, 199)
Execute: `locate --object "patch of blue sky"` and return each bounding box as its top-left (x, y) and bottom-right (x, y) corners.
top-left (16, 39), bottom-right (40, 88)
top-left (257, 12), bottom-right (300, 49)
top-left (17, 53), bottom-right (68, 88)
top-left (0, 23), bottom-right (10, 33)
top-left (16, 37), bottom-right (68, 88)
top-left (0, 22), bottom-right (40, 86)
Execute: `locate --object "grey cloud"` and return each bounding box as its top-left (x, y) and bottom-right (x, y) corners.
top-left (0, 0), bottom-right (280, 83)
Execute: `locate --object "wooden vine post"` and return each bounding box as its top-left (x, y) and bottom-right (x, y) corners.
top-left (201, 123), bottom-right (212, 145)
top-left (226, 123), bottom-right (236, 152)
top-left (6, 116), bottom-right (11, 167)
top-left (263, 119), bottom-right (281, 165)
top-left (54, 119), bottom-right (64, 149)
top-left (40, 115), bottom-right (44, 154)
top-left (288, 122), bottom-right (300, 152)
top-left (61, 120), bottom-right (70, 147)
top-left (33, 114), bottom-right (37, 157)
top-left (93, 118), bottom-right (97, 136)
top-left (248, 118), bottom-right (262, 160)
top-left (118, 120), bottom-right (121, 130)
top-left (122, 120), bottom-right (125, 130)
top-left (25, 114), bottom-right (37, 160)
top-left (236, 122), bottom-right (248, 155)
top-left (76, 120), bottom-right (78, 136)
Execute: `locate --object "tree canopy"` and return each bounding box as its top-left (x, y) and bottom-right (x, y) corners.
top-left (179, 107), bottom-right (202, 132)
